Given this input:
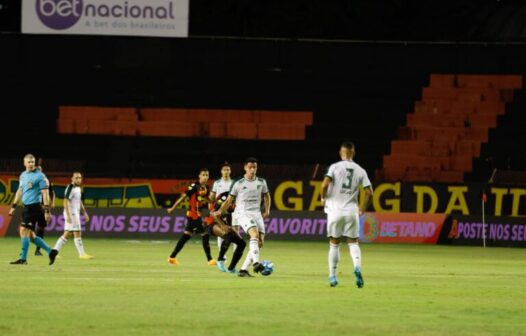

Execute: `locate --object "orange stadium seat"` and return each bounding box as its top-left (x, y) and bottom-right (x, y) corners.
top-left (257, 111), bottom-right (313, 125)
top-left (136, 121), bottom-right (199, 137)
top-left (139, 108), bottom-right (189, 122)
top-left (60, 106), bottom-right (137, 120)
top-left (226, 123), bottom-right (258, 139)
top-left (429, 74), bottom-right (456, 88)
top-left (57, 119), bottom-right (74, 134)
top-left (258, 123), bottom-right (306, 140)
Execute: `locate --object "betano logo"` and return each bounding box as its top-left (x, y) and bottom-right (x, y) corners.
top-left (36, 0), bottom-right (176, 30)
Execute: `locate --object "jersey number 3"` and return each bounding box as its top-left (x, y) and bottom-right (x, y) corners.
top-left (342, 169), bottom-right (354, 189)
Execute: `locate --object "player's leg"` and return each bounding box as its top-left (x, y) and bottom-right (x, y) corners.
top-left (346, 213), bottom-right (364, 288)
top-left (10, 225), bottom-right (31, 264)
top-left (34, 212), bottom-right (47, 256)
top-left (74, 231), bottom-right (93, 259)
top-left (217, 236), bottom-right (224, 259)
top-left (194, 217), bottom-right (215, 265)
top-left (230, 215), bottom-right (239, 255)
top-left (54, 231), bottom-right (70, 252)
top-left (201, 232), bottom-right (216, 265)
top-left (168, 217), bottom-right (200, 264)
top-left (27, 208), bottom-right (54, 257)
top-left (239, 215), bottom-right (260, 277)
top-left (250, 214), bottom-right (266, 273)
top-left (226, 232), bottom-right (246, 273)
top-left (216, 234), bottom-right (231, 272)
top-left (327, 213), bottom-right (343, 287)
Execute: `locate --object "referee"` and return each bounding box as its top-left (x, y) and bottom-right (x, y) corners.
top-left (8, 154), bottom-right (58, 265)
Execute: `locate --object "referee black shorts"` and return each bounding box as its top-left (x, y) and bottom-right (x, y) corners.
top-left (21, 204), bottom-right (44, 231)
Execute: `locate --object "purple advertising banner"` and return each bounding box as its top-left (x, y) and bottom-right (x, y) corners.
top-left (439, 215), bottom-right (526, 247)
top-left (6, 208), bottom-right (328, 240)
top-left (6, 208), bottom-right (452, 244)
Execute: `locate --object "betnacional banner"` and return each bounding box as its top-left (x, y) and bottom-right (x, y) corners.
top-left (2, 175), bottom-right (525, 217)
top-left (6, 208), bottom-right (446, 243)
top-left (22, 0), bottom-right (189, 38)
top-left (438, 215), bottom-right (526, 247)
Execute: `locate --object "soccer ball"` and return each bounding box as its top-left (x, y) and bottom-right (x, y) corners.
top-left (261, 260), bottom-right (274, 276)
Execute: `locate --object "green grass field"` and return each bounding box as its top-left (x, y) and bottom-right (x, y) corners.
top-left (1, 237), bottom-right (525, 336)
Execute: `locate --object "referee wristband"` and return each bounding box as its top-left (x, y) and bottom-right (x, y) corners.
top-left (11, 203), bottom-right (17, 209)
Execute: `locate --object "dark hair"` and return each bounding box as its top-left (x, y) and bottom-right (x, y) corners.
top-left (221, 161), bottom-right (231, 168)
top-left (341, 141), bottom-right (355, 150)
top-left (244, 157), bottom-right (258, 165)
top-left (199, 168), bottom-right (209, 174)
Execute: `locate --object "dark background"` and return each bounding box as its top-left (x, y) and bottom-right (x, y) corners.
top-left (0, 0), bottom-right (525, 180)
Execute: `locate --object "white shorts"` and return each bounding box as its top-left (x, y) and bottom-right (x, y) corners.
top-left (64, 211), bottom-right (82, 232)
top-left (326, 213), bottom-right (359, 239)
top-left (234, 212), bottom-right (265, 235)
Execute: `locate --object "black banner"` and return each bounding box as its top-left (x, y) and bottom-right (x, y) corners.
top-left (439, 214), bottom-right (526, 247)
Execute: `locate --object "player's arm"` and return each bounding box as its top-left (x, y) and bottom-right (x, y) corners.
top-left (209, 191), bottom-right (216, 203)
top-left (167, 193), bottom-right (187, 214)
top-left (262, 192), bottom-right (271, 219)
top-left (49, 184), bottom-right (56, 209)
top-left (41, 188), bottom-right (51, 222)
top-left (80, 200), bottom-right (90, 222)
top-left (360, 186), bottom-right (373, 215)
top-left (64, 197), bottom-right (72, 223)
top-left (320, 176), bottom-right (332, 205)
top-left (8, 187), bottom-right (22, 216)
top-left (214, 195), bottom-right (234, 217)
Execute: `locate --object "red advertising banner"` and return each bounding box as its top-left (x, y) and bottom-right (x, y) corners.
top-left (361, 213), bottom-right (447, 244)
top-left (0, 205), bottom-right (13, 237)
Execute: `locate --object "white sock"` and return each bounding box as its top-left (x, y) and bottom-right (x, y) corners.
top-left (349, 243), bottom-right (362, 269)
top-left (217, 237), bottom-right (224, 254)
top-left (74, 238), bottom-right (86, 256)
top-left (241, 238), bottom-right (260, 271)
top-left (249, 238), bottom-right (259, 264)
top-left (328, 243), bottom-right (340, 277)
top-left (241, 249), bottom-right (252, 271)
top-left (54, 236), bottom-right (67, 251)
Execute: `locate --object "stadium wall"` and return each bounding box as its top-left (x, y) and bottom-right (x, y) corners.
top-left (1, 176), bottom-right (525, 217)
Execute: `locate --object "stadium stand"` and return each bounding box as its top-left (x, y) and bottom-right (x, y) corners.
top-left (3, 34), bottom-right (526, 181)
top-left (379, 74), bottom-right (523, 183)
top-left (57, 106), bottom-right (312, 140)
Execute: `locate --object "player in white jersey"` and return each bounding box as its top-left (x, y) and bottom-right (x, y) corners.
top-left (53, 172), bottom-right (94, 259)
top-left (209, 161), bottom-right (235, 261)
top-left (214, 157), bottom-right (271, 277)
top-left (321, 142), bottom-right (373, 288)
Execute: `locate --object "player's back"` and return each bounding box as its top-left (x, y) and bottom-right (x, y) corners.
top-left (325, 160), bottom-right (370, 215)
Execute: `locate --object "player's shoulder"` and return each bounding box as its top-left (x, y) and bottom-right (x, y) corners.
top-left (232, 176), bottom-right (245, 185)
top-left (257, 177), bottom-right (267, 183)
top-left (188, 181), bottom-right (199, 189)
top-left (351, 161), bottom-right (368, 173)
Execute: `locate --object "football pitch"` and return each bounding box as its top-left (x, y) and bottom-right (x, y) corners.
top-left (1, 238), bottom-right (525, 336)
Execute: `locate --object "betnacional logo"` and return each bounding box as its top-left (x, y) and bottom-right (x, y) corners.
top-left (35, 0), bottom-right (177, 30)
top-left (36, 0), bottom-right (83, 30)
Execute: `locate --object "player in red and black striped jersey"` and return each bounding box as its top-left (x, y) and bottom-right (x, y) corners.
top-left (166, 168), bottom-right (216, 266)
